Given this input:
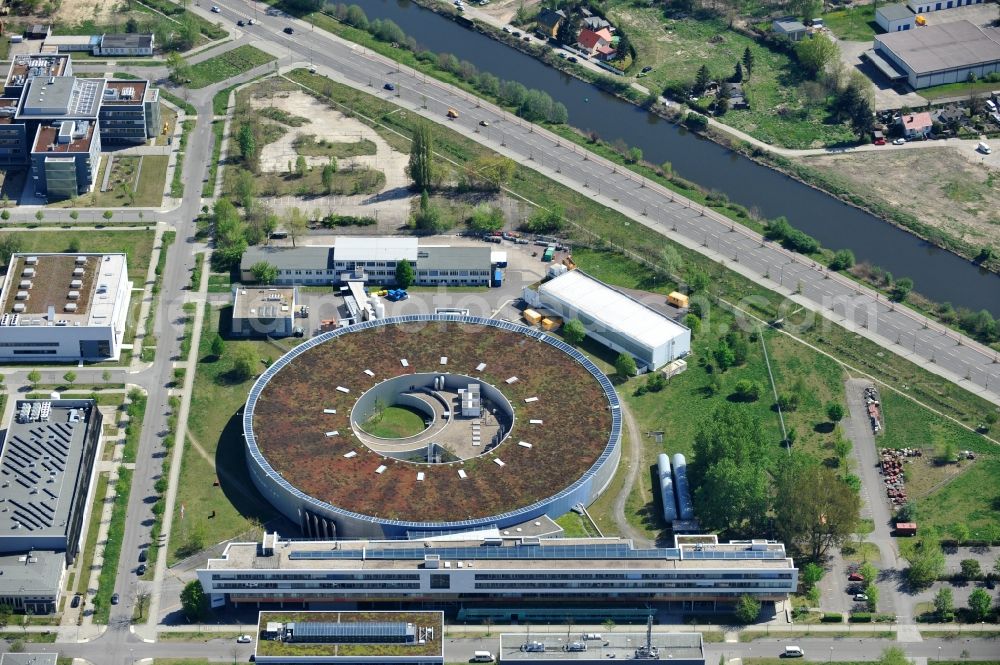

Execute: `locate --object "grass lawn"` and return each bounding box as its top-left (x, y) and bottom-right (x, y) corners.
top-left (170, 305), bottom-right (300, 564)
top-left (93, 468), bottom-right (132, 624)
top-left (920, 80), bottom-right (1000, 101)
top-left (841, 541), bottom-right (882, 563)
top-left (156, 105), bottom-right (177, 146)
top-left (187, 45), bottom-right (276, 89)
top-left (360, 405), bottom-right (427, 438)
top-left (76, 472), bottom-right (110, 595)
top-left (49, 155), bottom-right (167, 208)
top-left (0, 229), bottom-right (154, 282)
top-left (603, 5), bottom-right (857, 148)
top-left (157, 631), bottom-right (242, 642)
top-left (226, 161), bottom-right (384, 197)
top-left (822, 4), bottom-right (879, 41)
top-left (912, 457), bottom-right (1000, 541)
top-left (554, 511), bottom-right (593, 537)
top-left (122, 391), bottom-right (147, 464)
top-left (293, 135), bottom-right (377, 158)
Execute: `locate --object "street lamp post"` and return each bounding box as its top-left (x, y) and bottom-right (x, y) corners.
top-left (829, 646), bottom-right (834, 663)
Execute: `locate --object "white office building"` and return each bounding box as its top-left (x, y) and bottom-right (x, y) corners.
top-left (524, 270), bottom-right (690, 371)
top-left (0, 253), bottom-right (131, 361)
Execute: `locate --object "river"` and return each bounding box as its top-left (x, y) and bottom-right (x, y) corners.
top-left (347, 0), bottom-right (1000, 316)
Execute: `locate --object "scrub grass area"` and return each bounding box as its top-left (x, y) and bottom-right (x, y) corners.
top-left (49, 155), bottom-right (168, 208)
top-left (0, 229), bottom-right (155, 282)
top-left (92, 468), bottom-right (132, 624)
top-left (170, 305), bottom-right (301, 564)
top-left (293, 135), bottom-right (377, 158)
top-left (360, 405), bottom-right (427, 439)
top-left (821, 4), bottom-right (878, 41)
top-left (554, 511), bottom-right (600, 537)
top-left (920, 80), bottom-right (1000, 101)
top-left (603, 6), bottom-right (857, 148)
top-left (186, 45), bottom-right (276, 89)
top-left (76, 472), bottom-right (110, 595)
top-left (122, 390), bottom-right (147, 464)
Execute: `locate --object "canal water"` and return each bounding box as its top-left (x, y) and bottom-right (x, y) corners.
top-left (349, 0), bottom-right (1000, 315)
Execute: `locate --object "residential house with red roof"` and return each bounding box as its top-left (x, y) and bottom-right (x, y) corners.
top-left (898, 111), bottom-right (933, 139)
top-left (577, 27), bottom-right (615, 59)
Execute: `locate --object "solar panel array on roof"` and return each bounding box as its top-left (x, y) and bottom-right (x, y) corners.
top-left (289, 543), bottom-right (681, 561)
top-left (285, 621), bottom-right (413, 644)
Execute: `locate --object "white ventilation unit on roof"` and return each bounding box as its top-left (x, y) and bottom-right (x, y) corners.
top-left (64, 303), bottom-right (77, 312)
top-left (25, 256), bottom-right (38, 265)
top-left (75, 256), bottom-right (86, 264)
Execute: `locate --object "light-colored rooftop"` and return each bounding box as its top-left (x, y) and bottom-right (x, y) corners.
top-left (876, 20), bottom-right (1000, 74)
top-left (0, 253), bottom-right (127, 327)
top-left (0, 550), bottom-right (64, 597)
top-left (335, 236), bottom-right (419, 262)
top-left (0, 652), bottom-right (59, 665)
top-left (207, 535), bottom-right (793, 572)
top-left (255, 611), bottom-right (443, 659)
top-left (32, 120), bottom-right (96, 153)
top-left (877, 3), bottom-right (915, 21)
top-left (101, 79), bottom-right (148, 106)
top-left (500, 632), bottom-right (703, 662)
top-left (538, 270), bottom-right (688, 351)
top-left (5, 54), bottom-right (70, 90)
top-left (233, 286), bottom-right (296, 321)
top-left (20, 76), bottom-right (103, 118)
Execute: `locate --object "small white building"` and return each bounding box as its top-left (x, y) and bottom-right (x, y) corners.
top-left (0, 253), bottom-right (131, 361)
top-left (772, 18), bottom-right (807, 41)
top-left (231, 286), bottom-right (297, 338)
top-left (524, 270), bottom-right (690, 371)
top-left (876, 4), bottom-right (916, 32)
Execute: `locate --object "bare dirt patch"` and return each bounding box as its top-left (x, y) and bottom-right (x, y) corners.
top-left (56, 0), bottom-right (123, 26)
top-left (801, 148), bottom-right (1000, 253)
top-left (248, 89), bottom-right (412, 224)
top-left (479, 0), bottom-right (539, 25)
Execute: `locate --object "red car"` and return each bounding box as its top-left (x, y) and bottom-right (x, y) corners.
top-left (848, 572), bottom-right (864, 582)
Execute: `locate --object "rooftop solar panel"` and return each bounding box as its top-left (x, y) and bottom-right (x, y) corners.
top-left (286, 621), bottom-right (413, 643)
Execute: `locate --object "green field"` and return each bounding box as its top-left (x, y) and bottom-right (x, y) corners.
top-left (294, 135), bottom-right (378, 158)
top-left (0, 229), bottom-right (155, 281)
top-left (171, 305), bottom-right (300, 563)
top-left (187, 45), bottom-right (276, 89)
top-left (822, 4), bottom-right (879, 41)
top-left (49, 155), bottom-right (167, 208)
top-left (360, 405), bottom-right (427, 438)
top-left (93, 469), bottom-right (132, 624)
top-left (76, 472), bottom-right (110, 595)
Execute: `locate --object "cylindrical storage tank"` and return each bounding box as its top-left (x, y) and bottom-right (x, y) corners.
top-left (374, 302), bottom-right (386, 319)
top-left (672, 453), bottom-right (695, 520)
top-left (657, 453), bottom-right (677, 525)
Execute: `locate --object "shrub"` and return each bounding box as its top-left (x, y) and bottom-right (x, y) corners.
top-left (684, 112), bottom-right (708, 131)
top-left (849, 612), bottom-right (872, 623)
top-left (821, 612), bottom-right (843, 623)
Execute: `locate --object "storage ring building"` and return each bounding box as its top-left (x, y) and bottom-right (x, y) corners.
top-left (243, 314), bottom-right (622, 539)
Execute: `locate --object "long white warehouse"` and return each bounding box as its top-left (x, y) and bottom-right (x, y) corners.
top-left (524, 270), bottom-right (690, 370)
top-left (0, 253), bottom-right (131, 361)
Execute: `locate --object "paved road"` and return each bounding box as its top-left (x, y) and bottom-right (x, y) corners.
top-left (195, 0), bottom-right (1000, 411)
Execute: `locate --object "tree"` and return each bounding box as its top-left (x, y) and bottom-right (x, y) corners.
top-left (295, 155), bottom-right (308, 178)
top-left (713, 340), bottom-right (736, 371)
top-left (321, 162), bottom-right (337, 194)
top-left (250, 261), bottom-right (278, 284)
top-left (732, 61), bottom-right (743, 83)
top-left (614, 352), bottom-right (637, 378)
top-left (34, 210), bottom-right (43, 222)
top-left (211, 199), bottom-right (248, 271)
top-left (135, 590), bottom-right (151, 620)
top-left (732, 379), bottom-right (761, 402)
top-left (934, 587), bottom-right (955, 620)
top-left (285, 208), bottom-right (308, 247)
top-left (27, 370), bottom-right (41, 387)
top-left (773, 455), bottom-right (861, 559)
top-left (794, 37), bottom-right (838, 78)
top-left (952, 522), bottom-right (971, 546)
top-left (464, 155), bottom-right (516, 191)
top-left (689, 404), bottom-right (772, 535)
top-left (878, 647), bottom-right (909, 665)
top-left (859, 562), bottom-right (878, 585)
top-left (563, 319), bottom-right (586, 345)
top-left (63, 371), bottom-right (76, 385)
top-left (830, 249), bottom-right (856, 271)
top-left (891, 277), bottom-right (914, 302)
top-left (210, 334), bottom-right (225, 359)
top-left (688, 270), bottom-right (709, 293)
top-left (0, 235), bottom-right (24, 266)
top-left (865, 582), bottom-right (879, 611)
top-left (237, 124), bottom-right (256, 167)
top-left (412, 190), bottom-right (448, 232)
top-left (234, 170), bottom-right (256, 210)
top-left (827, 402), bottom-right (845, 423)
top-left (627, 146), bottom-right (643, 164)
top-left (906, 539), bottom-right (945, 589)
top-left (166, 52), bottom-right (191, 84)
top-left (968, 588), bottom-right (992, 621)
top-left (468, 204), bottom-right (504, 233)
top-left (395, 259), bottom-right (415, 288)
top-left (734, 594), bottom-right (761, 624)
top-left (407, 124), bottom-right (435, 191)
top-left (103, 210), bottom-right (113, 221)
top-left (684, 313), bottom-right (701, 336)
top-left (523, 206), bottom-right (564, 234)
top-left (694, 64), bottom-right (711, 94)
top-left (801, 562), bottom-right (824, 589)
top-left (960, 559), bottom-right (982, 580)
top-left (0, 604), bottom-right (11, 629)
top-left (180, 580), bottom-right (209, 621)
top-left (230, 343), bottom-right (259, 382)
top-left (742, 46), bottom-right (755, 76)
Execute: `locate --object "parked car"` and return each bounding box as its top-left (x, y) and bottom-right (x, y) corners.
top-left (641, 65), bottom-right (653, 73)
top-left (848, 572), bottom-right (863, 581)
top-left (138, 549), bottom-right (148, 563)
top-left (211, 5), bottom-right (220, 12)
top-left (479, 120), bottom-right (490, 127)
top-left (853, 593), bottom-right (869, 601)
top-left (568, 56), bottom-right (578, 63)
top-left (512, 31), bottom-right (521, 37)
top-left (137, 564), bottom-right (146, 576)
top-left (237, 635), bottom-right (253, 643)
top-left (384, 82), bottom-right (395, 91)
top-left (237, 19), bottom-right (245, 26)
top-left (893, 138), bottom-right (906, 145)
top-left (111, 593), bottom-right (120, 605)
top-left (502, 26), bottom-right (511, 32)
top-left (248, 18), bottom-right (256, 24)
top-left (284, 26), bottom-right (294, 34)
top-left (447, 108), bottom-right (459, 118)
top-left (71, 595), bottom-right (81, 608)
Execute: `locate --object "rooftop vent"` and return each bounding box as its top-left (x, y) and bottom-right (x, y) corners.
top-left (72, 267), bottom-right (83, 276)
top-left (67, 290), bottom-right (79, 300)
top-left (12, 303), bottom-right (25, 313)
top-left (69, 279), bottom-right (82, 288)
top-left (74, 256), bottom-right (86, 264)
top-left (18, 280), bottom-right (31, 289)
top-left (22, 267), bottom-right (35, 277)
top-left (64, 303), bottom-right (77, 312)
top-left (25, 256), bottom-right (38, 265)
top-left (15, 291), bottom-right (28, 300)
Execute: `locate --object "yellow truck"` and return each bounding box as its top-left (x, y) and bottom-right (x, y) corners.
top-left (667, 291), bottom-right (689, 309)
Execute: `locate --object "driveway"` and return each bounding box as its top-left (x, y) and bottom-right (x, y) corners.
top-left (836, 39), bottom-right (927, 111)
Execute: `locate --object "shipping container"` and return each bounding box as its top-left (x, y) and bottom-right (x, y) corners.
top-left (667, 291), bottom-right (690, 309)
top-left (542, 245), bottom-right (555, 262)
top-left (492, 268), bottom-right (503, 287)
top-left (523, 309), bottom-right (543, 325)
top-left (894, 522), bottom-right (917, 536)
top-left (541, 317), bottom-right (562, 331)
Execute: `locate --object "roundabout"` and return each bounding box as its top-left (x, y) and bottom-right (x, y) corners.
top-left (242, 315), bottom-right (622, 538)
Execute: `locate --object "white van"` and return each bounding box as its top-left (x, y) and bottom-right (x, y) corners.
top-left (784, 646), bottom-right (804, 658)
top-left (582, 633), bottom-right (603, 641)
top-left (977, 142), bottom-right (992, 155)
top-left (472, 652), bottom-right (495, 663)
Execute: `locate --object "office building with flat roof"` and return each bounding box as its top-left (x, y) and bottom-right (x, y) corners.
top-left (29, 118), bottom-right (101, 198)
top-left (1, 652), bottom-right (59, 665)
top-left (254, 611), bottom-right (444, 664)
top-left (198, 534), bottom-right (797, 612)
top-left (0, 399), bottom-right (103, 613)
top-left (0, 253), bottom-right (131, 361)
top-left (239, 239), bottom-right (495, 287)
top-left (231, 286), bottom-right (297, 338)
top-left (98, 79), bottom-right (160, 145)
top-left (95, 33), bottom-right (155, 56)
